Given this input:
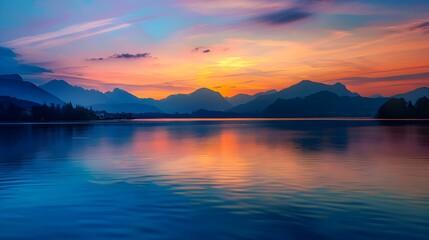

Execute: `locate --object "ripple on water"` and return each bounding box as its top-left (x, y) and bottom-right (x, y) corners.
top-left (0, 120), bottom-right (429, 240)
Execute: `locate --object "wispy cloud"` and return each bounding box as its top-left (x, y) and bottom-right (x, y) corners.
top-left (5, 18), bottom-right (116, 47)
top-left (4, 16), bottom-right (149, 49)
top-left (87, 52), bottom-right (153, 61)
top-left (385, 19), bottom-right (429, 34)
top-left (36, 23), bottom-right (131, 49)
top-left (328, 72), bottom-right (429, 85)
top-left (409, 20), bottom-right (429, 33)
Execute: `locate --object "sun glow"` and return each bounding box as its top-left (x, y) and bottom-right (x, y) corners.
top-left (216, 57), bottom-right (254, 69)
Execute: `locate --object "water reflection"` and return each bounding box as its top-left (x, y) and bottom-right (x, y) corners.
top-left (0, 120), bottom-right (428, 240)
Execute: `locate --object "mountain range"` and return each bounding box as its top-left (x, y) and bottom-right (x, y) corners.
top-left (229, 80), bottom-right (359, 113)
top-left (40, 80), bottom-right (161, 113)
top-left (263, 91), bottom-right (388, 117)
top-left (156, 88), bottom-right (232, 113)
top-left (226, 90), bottom-right (277, 106)
top-left (1, 74), bottom-right (428, 117)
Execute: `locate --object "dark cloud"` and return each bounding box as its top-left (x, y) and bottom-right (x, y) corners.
top-left (0, 46), bottom-right (19, 58)
top-left (17, 64), bottom-right (53, 74)
top-left (410, 21), bottom-right (429, 33)
top-left (110, 53), bottom-right (151, 59)
top-left (88, 57), bottom-right (104, 61)
top-left (192, 47), bottom-right (211, 53)
top-left (255, 7), bottom-right (312, 25)
top-left (0, 46), bottom-right (52, 75)
top-left (87, 52), bottom-right (153, 61)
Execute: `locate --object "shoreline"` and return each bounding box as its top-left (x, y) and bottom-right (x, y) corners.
top-left (1, 117), bottom-right (429, 125)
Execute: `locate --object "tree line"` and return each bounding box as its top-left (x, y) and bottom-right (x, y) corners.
top-left (0, 99), bottom-right (97, 121)
top-left (377, 97), bottom-right (429, 118)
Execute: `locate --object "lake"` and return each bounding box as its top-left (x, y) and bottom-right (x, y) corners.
top-left (0, 119), bottom-right (428, 240)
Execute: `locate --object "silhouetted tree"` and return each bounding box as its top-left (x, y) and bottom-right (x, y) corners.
top-left (377, 98), bottom-right (409, 118)
top-left (31, 102), bottom-right (96, 121)
top-left (415, 96), bottom-right (429, 118)
top-left (378, 97), bottom-right (429, 119)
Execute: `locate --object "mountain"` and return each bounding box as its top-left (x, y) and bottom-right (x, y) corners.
top-left (229, 80), bottom-right (359, 113)
top-left (156, 88), bottom-right (232, 113)
top-left (263, 91), bottom-right (388, 117)
top-left (0, 74), bottom-right (63, 105)
top-left (0, 96), bottom-right (39, 109)
top-left (392, 87), bottom-right (429, 103)
top-left (370, 93), bottom-right (384, 98)
top-left (227, 90), bottom-right (277, 106)
top-left (104, 88), bottom-right (142, 104)
top-left (40, 80), bottom-right (106, 105)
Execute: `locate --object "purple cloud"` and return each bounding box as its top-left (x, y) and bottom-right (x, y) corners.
top-left (87, 52), bottom-right (153, 61)
top-left (254, 7), bottom-right (312, 25)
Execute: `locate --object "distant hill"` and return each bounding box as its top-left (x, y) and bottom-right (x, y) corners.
top-left (156, 88), bottom-right (232, 113)
top-left (0, 96), bottom-right (39, 109)
top-left (227, 90), bottom-right (277, 106)
top-left (0, 74), bottom-right (63, 105)
top-left (392, 87), bottom-right (429, 103)
top-left (262, 91), bottom-right (388, 117)
top-left (370, 93), bottom-right (384, 98)
top-left (229, 80), bottom-right (359, 113)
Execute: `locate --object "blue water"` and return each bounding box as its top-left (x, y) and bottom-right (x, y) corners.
top-left (0, 119), bottom-right (428, 239)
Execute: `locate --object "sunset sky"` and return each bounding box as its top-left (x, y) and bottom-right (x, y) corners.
top-left (1, 0), bottom-right (429, 99)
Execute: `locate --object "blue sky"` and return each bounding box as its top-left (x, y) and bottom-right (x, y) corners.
top-left (1, 0), bottom-right (428, 98)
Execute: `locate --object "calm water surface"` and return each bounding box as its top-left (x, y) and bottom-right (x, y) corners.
top-left (0, 119), bottom-right (428, 239)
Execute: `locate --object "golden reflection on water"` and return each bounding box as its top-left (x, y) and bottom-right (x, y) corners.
top-left (79, 121), bottom-right (429, 197)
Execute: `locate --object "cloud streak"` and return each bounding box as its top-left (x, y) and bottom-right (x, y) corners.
top-left (329, 72), bottom-right (429, 85)
top-left (4, 16), bottom-right (149, 49)
top-left (409, 20), bottom-right (429, 33)
top-left (5, 18), bottom-right (116, 47)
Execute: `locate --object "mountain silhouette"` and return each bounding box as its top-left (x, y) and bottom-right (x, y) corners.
top-left (392, 87), bottom-right (429, 103)
top-left (263, 91), bottom-right (388, 117)
top-left (41, 80), bottom-right (107, 105)
top-left (41, 80), bottom-right (231, 114)
top-left (104, 88), bottom-right (144, 104)
top-left (3, 74), bottom-right (429, 117)
top-left (41, 80), bottom-right (159, 113)
top-left (227, 89), bottom-right (277, 106)
top-left (0, 74), bottom-right (63, 105)
top-left (229, 80), bottom-right (359, 113)
top-left (156, 88), bottom-right (232, 113)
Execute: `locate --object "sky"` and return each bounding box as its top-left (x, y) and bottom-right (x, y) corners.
top-left (0, 0), bottom-right (429, 99)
